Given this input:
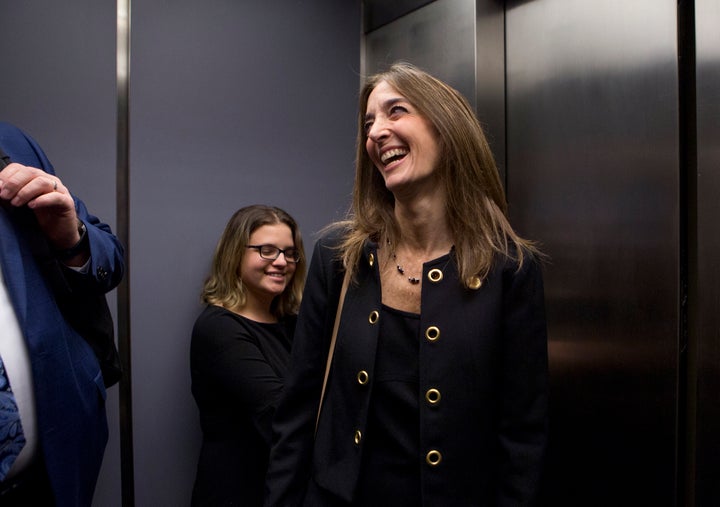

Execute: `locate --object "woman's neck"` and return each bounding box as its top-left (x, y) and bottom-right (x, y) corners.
top-left (392, 194), bottom-right (453, 257)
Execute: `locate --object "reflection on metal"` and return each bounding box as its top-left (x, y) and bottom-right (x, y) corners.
top-left (363, 0), bottom-right (435, 32)
top-left (694, 0), bottom-right (720, 504)
top-left (362, 0), bottom-right (506, 174)
top-left (506, 1), bottom-right (679, 504)
top-left (363, 0), bottom-right (477, 109)
top-left (474, 0), bottom-right (505, 178)
top-left (362, 0), bottom-right (720, 504)
top-left (116, 0), bottom-right (134, 505)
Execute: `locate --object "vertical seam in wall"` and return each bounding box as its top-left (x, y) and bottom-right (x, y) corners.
top-left (117, 0), bottom-right (134, 505)
top-left (677, 0), bottom-right (697, 505)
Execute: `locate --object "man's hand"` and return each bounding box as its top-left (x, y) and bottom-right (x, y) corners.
top-left (0, 163), bottom-right (88, 264)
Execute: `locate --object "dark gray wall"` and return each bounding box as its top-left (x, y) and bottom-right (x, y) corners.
top-left (1, 1), bottom-right (361, 505)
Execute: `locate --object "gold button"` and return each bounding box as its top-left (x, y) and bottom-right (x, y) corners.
top-left (425, 326), bottom-right (440, 342)
top-left (368, 310), bottom-right (379, 324)
top-left (425, 388), bottom-right (441, 405)
top-left (368, 253), bottom-right (375, 267)
top-left (354, 430), bottom-right (362, 445)
top-left (426, 450), bottom-right (442, 466)
top-left (428, 268), bottom-right (443, 283)
top-left (357, 370), bottom-right (369, 385)
top-left (468, 276), bottom-right (482, 290)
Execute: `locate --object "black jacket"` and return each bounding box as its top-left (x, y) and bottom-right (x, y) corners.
top-left (266, 229), bottom-right (548, 506)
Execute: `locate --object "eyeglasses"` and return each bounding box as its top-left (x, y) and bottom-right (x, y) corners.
top-left (247, 244), bottom-right (301, 263)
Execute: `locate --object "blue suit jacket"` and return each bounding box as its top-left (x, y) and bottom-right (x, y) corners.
top-left (0, 122), bottom-right (124, 506)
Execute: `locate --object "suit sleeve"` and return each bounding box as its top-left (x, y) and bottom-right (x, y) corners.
top-left (264, 233), bottom-right (343, 506)
top-left (75, 197), bottom-right (125, 292)
top-left (0, 121), bottom-right (124, 293)
top-left (496, 254), bottom-right (549, 506)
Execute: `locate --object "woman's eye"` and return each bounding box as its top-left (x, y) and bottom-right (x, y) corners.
top-left (363, 121), bottom-right (374, 134)
top-left (389, 105), bottom-right (408, 116)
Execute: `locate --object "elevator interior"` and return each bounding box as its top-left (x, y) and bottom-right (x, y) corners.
top-left (364, 0), bottom-right (718, 505)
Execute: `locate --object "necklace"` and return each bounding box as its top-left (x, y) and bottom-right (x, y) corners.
top-left (392, 252), bottom-right (421, 285)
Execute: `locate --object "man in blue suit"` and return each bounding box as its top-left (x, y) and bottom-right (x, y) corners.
top-left (0, 121), bottom-right (124, 506)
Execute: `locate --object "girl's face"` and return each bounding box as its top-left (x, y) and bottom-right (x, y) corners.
top-left (240, 223), bottom-right (296, 309)
top-left (364, 80), bottom-right (441, 197)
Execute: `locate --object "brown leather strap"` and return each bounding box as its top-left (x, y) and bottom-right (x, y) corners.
top-left (315, 269), bottom-right (351, 434)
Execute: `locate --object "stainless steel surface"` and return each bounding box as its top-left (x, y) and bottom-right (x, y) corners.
top-left (363, 0), bottom-right (434, 32)
top-left (363, 0), bottom-right (506, 175)
top-left (116, 1), bottom-right (134, 505)
top-left (694, 0), bottom-right (720, 504)
top-left (506, 1), bottom-right (679, 504)
top-left (364, 0), bottom-right (477, 109)
top-left (474, 0), bottom-right (506, 177)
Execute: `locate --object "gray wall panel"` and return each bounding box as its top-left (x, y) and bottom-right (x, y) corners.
top-left (0, 1), bottom-right (117, 237)
top-left (129, 1), bottom-right (360, 504)
top-left (506, 1), bottom-right (679, 504)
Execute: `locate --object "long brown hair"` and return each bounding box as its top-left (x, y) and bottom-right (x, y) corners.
top-left (339, 62), bottom-right (538, 286)
top-left (201, 205), bottom-right (306, 317)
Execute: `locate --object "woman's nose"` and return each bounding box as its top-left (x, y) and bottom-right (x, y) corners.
top-left (367, 118), bottom-right (389, 142)
top-left (272, 253), bottom-right (289, 266)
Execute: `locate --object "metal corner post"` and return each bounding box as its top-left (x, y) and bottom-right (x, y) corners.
top-left (117, 0), bottom-right (134, 505)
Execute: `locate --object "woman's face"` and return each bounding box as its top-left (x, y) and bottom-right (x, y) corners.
top-left (240, 223), bottom-right (296, 308)
top-left (364, 80), bottom-right (441, 196)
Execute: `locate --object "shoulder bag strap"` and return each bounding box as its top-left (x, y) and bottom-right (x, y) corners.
top-left (315, 268), bottom-right (351, 435)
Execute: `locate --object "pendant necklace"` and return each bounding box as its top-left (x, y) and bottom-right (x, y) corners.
top-left (392, 252), bottom-right (421, 285)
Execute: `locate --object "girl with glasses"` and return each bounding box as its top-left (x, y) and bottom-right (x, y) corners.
top-left (190, 204), bottom-right (306, 506)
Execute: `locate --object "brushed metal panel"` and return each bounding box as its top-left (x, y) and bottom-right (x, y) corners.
top-left (694, 0), bottom-right (720, 504)
top-left (363, 0), bottom-right (435, 32)
top-left (475, 0), bottom-right (506, 177)
top-left (363, 0), bottom-right (506, 174)
top-left (364, 0), bottom-right (477, 110)
top-left (506, 1), bottom-right (679, 504)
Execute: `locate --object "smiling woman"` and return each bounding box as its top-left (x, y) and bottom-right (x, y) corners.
top-left (364, 80), bottom-right (441, 198)
top-left (265, 63), bottom-right (549, 506)
top-left (189, 204), bottom-right (306, 507)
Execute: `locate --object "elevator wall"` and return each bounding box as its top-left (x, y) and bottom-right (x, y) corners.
top-left (3, 0), bottom-right (718, 505)
top-left (0, 1), bottom-right (361, 505)
top-left (129, 2), bottom-right (360, 505)
top-left (694, 0), bottom-right (720, 503)
top-left (362, 0), bottom-right (717, 505)
top-left (506, 2), bottom-right (679, 504)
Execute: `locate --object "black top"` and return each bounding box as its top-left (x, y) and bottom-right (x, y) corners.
top-left (190, 305), bottom-right (294, 507)
top-left (354, 305), bottom-right (421, 506)
top-left (266, 231), bottom-right (548, 506)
